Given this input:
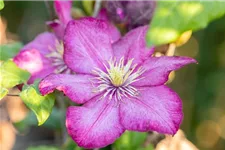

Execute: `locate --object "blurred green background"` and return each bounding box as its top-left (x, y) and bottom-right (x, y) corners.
top-left (0, 1), bottom-right (225, 150)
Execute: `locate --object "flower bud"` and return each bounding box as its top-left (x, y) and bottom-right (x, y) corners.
top-left (105, 1), bottom-right (156, 29)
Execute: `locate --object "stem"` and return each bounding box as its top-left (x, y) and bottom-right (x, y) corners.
top-left (144, 132), bottom-right (165, 148)
top-left (56, 94), bottom-right (67, 144)
top-left (44, 0), bottom-right (54, 20)
top-left (166, 43), bottom-right (176, 56)
top-left (7, 94), bottom-right (19, 97)
top-left (92, 0), bottom-right (102, 17)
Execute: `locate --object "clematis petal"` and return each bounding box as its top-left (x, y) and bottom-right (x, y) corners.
top-left (63, 18), bottom-right (113, 74)
top-left (132, 56), bottom-right (197, 87)
top-left (97, 8), bottom-right (121, 43)
top-left (54, 0), bottom-right (72, 25)
top-left (13, 49), bottom-right (55, 84)
top-left (22, 32), bottom-right (58, 55)
top-left (66, 96), bottom-right (125, 149)
top-left (119, 85), bottom-right (183, 135)
top-left (47, 20), bottom-right (65, 40)
top-left (39, 74), bottom-right (98, 104)
top-left (112, 25), bottom-right (154, 65)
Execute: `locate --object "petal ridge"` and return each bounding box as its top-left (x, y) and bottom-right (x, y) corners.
top-left (132, 56), bottom-right (197, 87)
top-left (66, 97), bottom-right (125, 148)
top-left (63, 18), bottom-right (113, 74)
top-left (39, 74), bottom-right (98, 104)
top-left (119, 85), bottom-right (183, 135)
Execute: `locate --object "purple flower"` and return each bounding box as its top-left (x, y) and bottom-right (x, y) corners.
top-left (13, 1), bottom-right (73, 84)
top-left (13, 33), bottom-right (71, 84)
top-left (96, 8), bottom-right (121, 43)
top-left (39, 18), bottom-right (196, 148)
top-left (13, 1), bottom-right (121, 84)
top-left (105, 1), bottom-right (156, 29)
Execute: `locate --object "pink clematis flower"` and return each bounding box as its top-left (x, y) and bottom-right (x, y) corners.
top-left (39, 18), bottom-right (197, 149)
top-left (13, 0), bottom-right (73, 84)
top-left (13, 32), bottom-right (71, 84)
top-left (97, 8), bottom-right (121, 43)
top-left (47, 0), bottom-right (73, 39)
top-left (13, 1), bottom-right (120, 84)
top-left (48, 0), bottom-right (121, 42)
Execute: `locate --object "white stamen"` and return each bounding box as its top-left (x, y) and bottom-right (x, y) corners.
top-left (46, 41), bottom-right (71, 74)
top-left (92, 57), bottom-right (144, 105)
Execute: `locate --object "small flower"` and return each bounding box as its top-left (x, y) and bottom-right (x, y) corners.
top-left (13, 33), bottom-right (71, 84)
top-left (13, 0), bottom-right (73, 84)
top-left (13, 1), bottom-right (121, 84)
top-left (39, 18), bottom-right (196, 149)
top-left (104, 0), bottom-right (156, 30)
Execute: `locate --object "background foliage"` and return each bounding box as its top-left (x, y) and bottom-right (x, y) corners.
top-left (0, 1), bottom-right (225, 150)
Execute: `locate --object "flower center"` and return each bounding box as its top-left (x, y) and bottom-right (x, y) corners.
top-left (46, 40), bottom-right (71, 74)
top-left (108, 58), bottom-right (130, 87)
top-left (92, 57), bottom-right (145, 104)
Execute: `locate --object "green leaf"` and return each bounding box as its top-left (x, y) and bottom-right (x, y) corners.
top-left (138, 144), bottom-right (154, 150)
top-left (0, 87), bottom-right (8, 100)
top-left (0, 42), bottom-right (23, 61)
top-left (0, 0), bottom-right (4, 10)
top-left (63, 137), bottom-right (83, 150)
top-left (15, 108), bottom-right (64, 132)
top-left (114, 131), bottom-right (148, 150)
top-left (73, 1), bottom-right (83, 9)
top-left (82, 1), bottom-right (94, 15)
top-left (27, 146), bottom-right (59, 150)
top-left (146, 0), bottom-right (225, 46)
top-left (20, 80), bottom-right (55, 126)
top-left (0, 60), bottom-right (30, 88)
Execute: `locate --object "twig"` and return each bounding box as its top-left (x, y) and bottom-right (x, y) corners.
top-left (56, 94), bottom-right (68, 144)
top-left (166, 43), bottom-right (176, 56)
top-left (7, 94), bottom-right (19, 97)
top-left (144, 131), bottom-right (165, 148)
top-left (92, 0), bottom-right (102, 17)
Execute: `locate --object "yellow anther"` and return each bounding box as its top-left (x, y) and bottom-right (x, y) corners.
top-left (106, 58), bottom-right (134, 87)
top-left (109, 67), bottom-right (124, 86)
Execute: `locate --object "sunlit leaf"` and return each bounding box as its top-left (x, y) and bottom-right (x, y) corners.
top-left (0, 87), bottom-right (8, 100)
top-left (72, 7), bottom-right (86, 18)
top-left (146, 0), bottom-right (225, 46)
top-left (0, 0), bottom-right (4, 10)
top-left (82, 0), bottom-right (94, 15)
top-left (20, 80), bottom-right (55, 126)
top-left (175, 30), bottom-right (192, 46)
top-left (0, 60), bottom-right (30, 88)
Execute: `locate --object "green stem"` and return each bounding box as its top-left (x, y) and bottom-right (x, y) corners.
top-left (7, 94), bottom-right (19, 97)
top-left (92, 0), bottom-right (102, 17)
top-left (56, 93), bottom-right (68, 144)
top-left (44, 0), bottom-right (54, 20)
